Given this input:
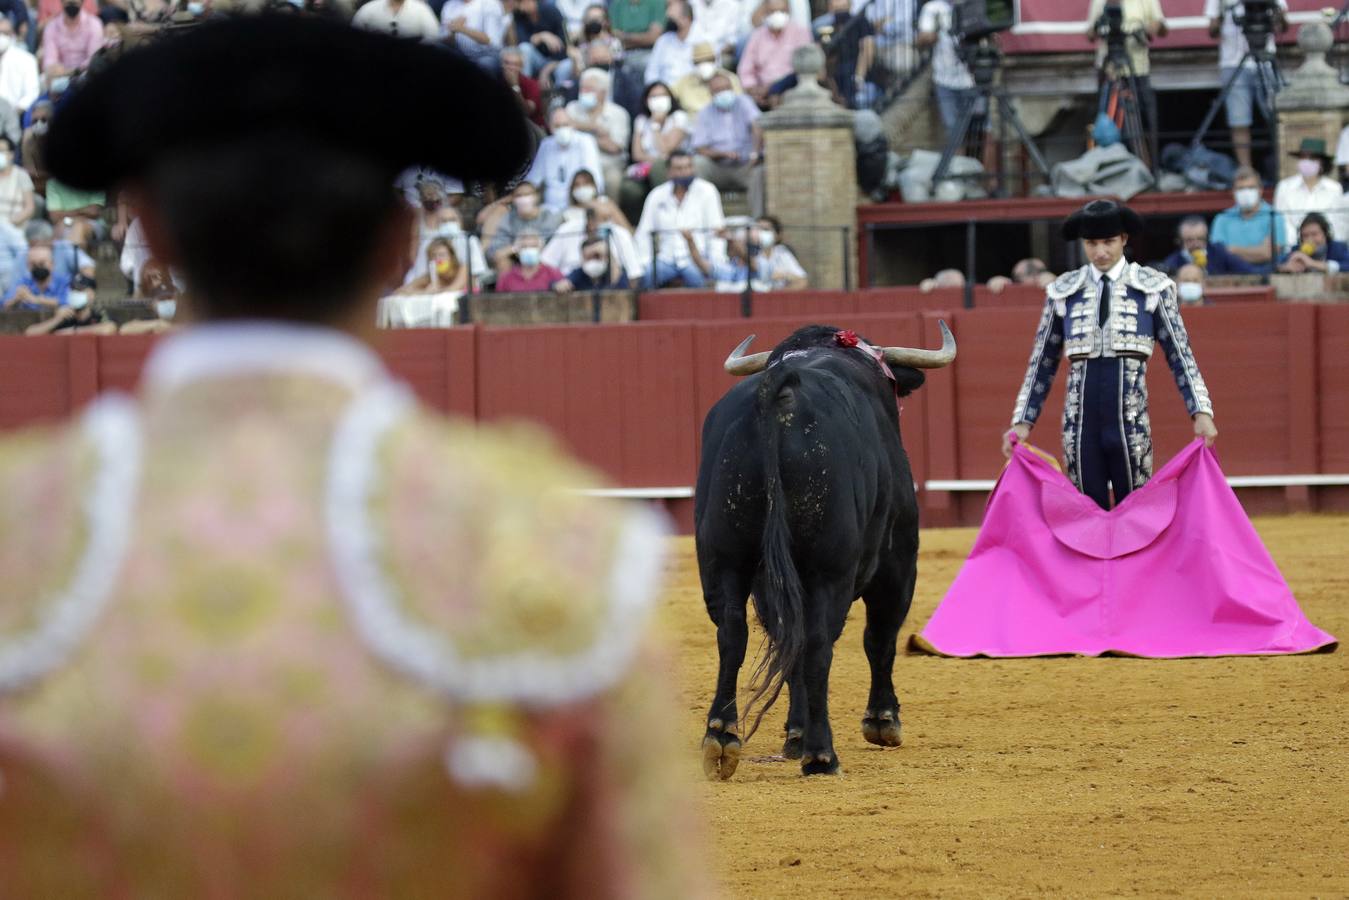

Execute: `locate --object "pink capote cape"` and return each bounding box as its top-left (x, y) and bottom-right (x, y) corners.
top-left (914, 438), bottom-right (1338, 658)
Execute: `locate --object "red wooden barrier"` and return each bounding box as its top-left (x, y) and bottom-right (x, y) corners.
top-left (856, 287), bottom-right (963, 315)
top-left (971, 284), bottom-right (1044, 309)
top-left (637, 292), bottom-right (740, 321)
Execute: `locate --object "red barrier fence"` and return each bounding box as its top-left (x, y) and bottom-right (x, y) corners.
top-left (2, 302), bottom-right (1347, 529)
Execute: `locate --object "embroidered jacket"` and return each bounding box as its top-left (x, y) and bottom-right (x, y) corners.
top-left (1011, 261), bottom-right (1215, 426)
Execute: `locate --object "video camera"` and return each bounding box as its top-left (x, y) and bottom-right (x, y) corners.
top-left (1230, 0), bottom-right (1279, 55)
top-left (1093, 1), bottom-right (1129, 58)
top-left (950, 0), bottom-right (1014, 44)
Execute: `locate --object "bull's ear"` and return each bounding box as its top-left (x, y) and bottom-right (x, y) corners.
top-left (888, 365), bottom-right (926, 398)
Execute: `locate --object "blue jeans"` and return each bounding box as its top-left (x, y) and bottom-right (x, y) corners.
top-left (646, 259), bottom-right (706, 289)
top-left (934, 83), bottom-right (978, 134)
top-left (1221, 65), bottom-right (1272, 128)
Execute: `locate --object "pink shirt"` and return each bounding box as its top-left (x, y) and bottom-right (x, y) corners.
top-left (736, 22), bottom-right (812, 89)
top-left (37, 0), bottom-right (96, 26)
top-left (41, 11), bottom-right (104, 73)
top-left (497, 263), bottom-right (564, 292)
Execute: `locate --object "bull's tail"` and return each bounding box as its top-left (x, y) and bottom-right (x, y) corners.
top-left (740, 367), bottom-right (806, 744)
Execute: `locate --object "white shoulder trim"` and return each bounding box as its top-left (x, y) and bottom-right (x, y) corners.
top-left (1046, 266), bottom-right (1087, 301)
top-left (0, 394), bottom-right (141, 693)
top-left (325, 383), bottom-right (668, 708)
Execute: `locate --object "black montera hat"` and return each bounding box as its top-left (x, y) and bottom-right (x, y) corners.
top-left (44, 14), bottom-right (536, 192)
top-left (1061, 199), bottom-right (1145, 242)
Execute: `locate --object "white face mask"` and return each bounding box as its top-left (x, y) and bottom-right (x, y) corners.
top-left (67, 290), bottom-right (89, 309)
top-left (578, 90), bottom-right (599, 110)
top-left (553, 125), bottom-right (575, 147)
top-left (1177, 282), bottom-right (1203, 303)
top-left (0, 35), bottom-right (12, 53)
top-left (647, 94), bottom-right (672, 116)
top-left (513, 193), bottom-right (538, 214)
top-left (766, 10), bottom-right (789, 30)
top-left (581, 258), bottom-right (607, 278)
top-left (436, 221), bottom-right (463, 238)
top-left (696, 61), bottom-right (717, 81)
top-left (756, 229), bottom-right (775, 249)
top-left (572, 185), bottom-right (597, 204)
top-left (0, 152), bottom-right (9, 169)
top-left (518, 247), bottom-right (541, 267)
top-left (1233, 187), bottom-right (1260, 210)
top-left (1297, 158), bottom-right (1321, 179)
top-left (155, 299), bottom-right (177, 320)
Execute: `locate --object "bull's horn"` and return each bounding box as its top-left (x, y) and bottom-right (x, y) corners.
top-left (724, 335), bottom-right (771, 376)
top-left (881, 320), bottom-right (956, 369)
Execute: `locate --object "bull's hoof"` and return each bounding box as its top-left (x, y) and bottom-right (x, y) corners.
top-left (701, 722), bottom-right (742, 781)
top-left (862, 709), bottom-right (902, 747)
top-left (782, 727), bottom-right (804, 760)
top-left (801, 751), bottom-right (840, 776)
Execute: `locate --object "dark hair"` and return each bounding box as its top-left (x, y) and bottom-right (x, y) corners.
top-left (667, 148), bottom-right (693, 166)
top-left (1300, 212), bottom-right (1332, 242)
top-left (1177, 215), bottom-right (1207, 236)
top-left (580, 235), bottom-right (607, 253)
top-left (757, 214), bottom-right (783, 235)
top-left (640, 81), bottom-right (681, 117)
top-left (569, 168), bottom-right (597, 190)
top-left (147, 134), bottom-right (403, 322)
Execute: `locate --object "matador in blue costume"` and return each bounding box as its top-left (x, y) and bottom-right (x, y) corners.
top-left (1002, 200), bottom-right (1219, 509)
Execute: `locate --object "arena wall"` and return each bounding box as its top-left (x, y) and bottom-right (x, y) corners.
top-left (2, 301), bottom-right (1347, 529)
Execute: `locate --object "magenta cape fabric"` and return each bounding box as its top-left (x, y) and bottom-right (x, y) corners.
top-left (915, 439), bottom-right (1338, 658)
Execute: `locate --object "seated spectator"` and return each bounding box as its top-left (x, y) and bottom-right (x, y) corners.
top-left (543, 199), bottom-right (644, 283)
top-left (0, 215), bottom-right (22, 291)
top-left (398, 237), bottom-right (468, 294)
top-left (0, 18), bottom-right (40, 113)
top-left (19, 100), bottom-right (50, 194)
top-left (485, 180), bottom-right (563, 272)
top-left (737, 0), bottom-right (810, 107)
top-left (497, 231), bottom-right (566, 291)
top-left (0, 135), bottom-right (33, 225)
top-left (553, 235), bottom-right (631, 291)
top-left (24, 274), bottom-right (113, 334)
top-left (815, 0), bottom-right (878, 109)
top-left (565, 67), bottom-right (631, 199)
top-left (987, 257), bottom-right (1054, 293)
top-left (748, 215), bottom-right (806, 289)
top-left (1210, 166), bottom-right (1283, 274)
top-left (620, 80), bottom-right (690, 220)
top-left (1175, 263), bottom-right (1206, 305)
top-left (1277, 212), bottom-right (1349, 275)
top-left (351, 0), bottom-right (442, 42)
top-left (690, 72), bottom-right (764, 216)
top-left (919, 267), bottom-right (964, 292)
top-left (46, 177), bottom-right (106, 245)
top-left (524, 107), bottom-right (605, 211)
top-left (556, 5), bottom-right (623, 89)
top-left (671, 41), bottom-right (741, 115)
top-left (609, 0), bottom-right (665, 78)
top-left (119, 257), bottom-right (182, 333)
top-left (500, 47), bottom-right (545, 129)
top-left (558, 167), bottom-right (632, 230)
top-left (3, 243), bottom-right (67, 310)
top-left (36, 0), bottom-right (94, 28)
top-left (1161, 216), bottom-right (1255, 276)
top-left (409, 202), bottom-right (490, 290)
top-left (441, 0), bottom-right (508, 72)
top-left (507, 0), bottom-right (567, 81)
top-left (27, 217), bottom-right (93, 283)
top-left (40, 0), bottom-right (103, 77)
top-left (645, 0), bottom-right (695, 86)
top-left (1273, 138), bottom-right (1344, 248)
top-left (635, 149), bottom-right (725, 288)
top-left (687, 230), bottom-right (762, 292)
top-left (687, 0), bottom-right (745, 59)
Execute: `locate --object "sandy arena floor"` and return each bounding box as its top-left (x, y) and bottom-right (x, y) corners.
top-left (660, 515), bottom-right (1349, 898)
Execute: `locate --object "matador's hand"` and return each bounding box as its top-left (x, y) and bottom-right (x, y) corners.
top-left (1002, 423), bottom-right (1031, 458)
top-left (1193, 413), bottom-right (1217, 448)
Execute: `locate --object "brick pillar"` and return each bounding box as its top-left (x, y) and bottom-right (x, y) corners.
top-left (760, 45), bottom-right (856, 290)
top-left (1274, 21), bottom-right (1349, 180)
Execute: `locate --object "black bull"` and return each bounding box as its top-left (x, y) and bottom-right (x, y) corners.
top-left (695, 323), bottom-right (956, 778)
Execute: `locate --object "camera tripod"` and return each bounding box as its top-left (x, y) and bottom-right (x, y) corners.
top-left (1096, 36), bottom-right (1155, 172)
top-left (931, 40), bottom-right (1052, 196)
top-left (1188, 46), bottom-right (1283, 166)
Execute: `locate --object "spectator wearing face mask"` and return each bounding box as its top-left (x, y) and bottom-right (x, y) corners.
top-left (0, 135), bottom-right (32, 225)
top-left (544, 193), bottom-right (643, 281)
top-left (553, 234), bottom-right (630, 291)
top-left (565, 67), bottom-right (630, 199)
top-left (987, 257), bottom-right (1055, 293)
top-left (737, 0), bottom-right (810, 107)
top-left (24, 273), bottom-right (112, 334)
top-left (748, 215), bottom-right (806, 289)
top-left (1174, 263), bottom-right (1207, 306)
top-left (620, 81), bottom-right (688, 220)
top-left (1210, 166), bottom-right (1283, 274)
top-left (27, 217), bottom-right (93, 284)
top-left (40, 0), bottom-right (103, 76)
top-left (524, 107), bottom-right (605, 212)
top-left (3, 243), bottom-right (66, 310)
top-left (556, 6), bottom-right (622, 88)
top-left (408, 197), bottom-right (489, 289)
top-left (645, 0), bottom-right (696, 87)
top-left (1273, 138), bottom-right (1345, 249)
top-left (635, 149), bottom-right (724, 288)
top-left (497, 231), bottom-right (566, 291)
top-left (398, 237), bottom-right (468, 294)
top-left (672, 40), bottom-right (740, 115)
top-left (690, 72), bottom-right (764, 216)
top-left (485, 180), bottom-right (562, 274)
top-left (119, 262), bottom-right (180, 334)
top-left (0, 18), bottom-right (39, 112)
top-left (36, 0), bottom-right (93, 26)
top-left (1277, 212), bottom-right (1349, 275)
top-left (1160, 216), bottom-right (1255, 276)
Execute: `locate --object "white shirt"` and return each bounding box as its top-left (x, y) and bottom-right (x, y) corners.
top-left (634, 111), bottom-right (691, 160)
top-left (0, 46), bottom-right (40, 111)
top-left (1203, 0), bottom-right (1285, 69)
top-left (440, 0), bottom-right (508, 49)
top-left (524, 131), bottom-right (606, 211)
top-left (541, 211), bottom-right (646, 280)
top-left (690, 0), bottom-right (745, 54)
top-left (1088, 255), bottom-right (1128, 288)
top-left (353, 0), bottom-right (442, 42)
top-left (395, 167), bottom-right (466, 206)
top-left (758, 243), bottom-right (806, 286)
top-left (646, 31), bottom-right (694, 86)
top-left (1336, 124), bottom-right (1349, 168)
top-left (635, 177), bottom-right (725, 267)
top-left (1273, 174), bottom-right (1345, 248)
top-left (917, 1), bottom-right (972, 90)
top-left (564, 99), bottom-right (632, 164)
top-left (552, 0), bottom-right (590, 36)
top-left (405, 226), bottom-right (490, 288)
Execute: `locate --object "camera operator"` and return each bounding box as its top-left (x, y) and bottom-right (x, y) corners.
top-left (1205, 0), bottom-right (1287, 170)
top-left (1086, 0), bottom-right (1166, 146)
top-left (916, 0), bottom-right (975, 138)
